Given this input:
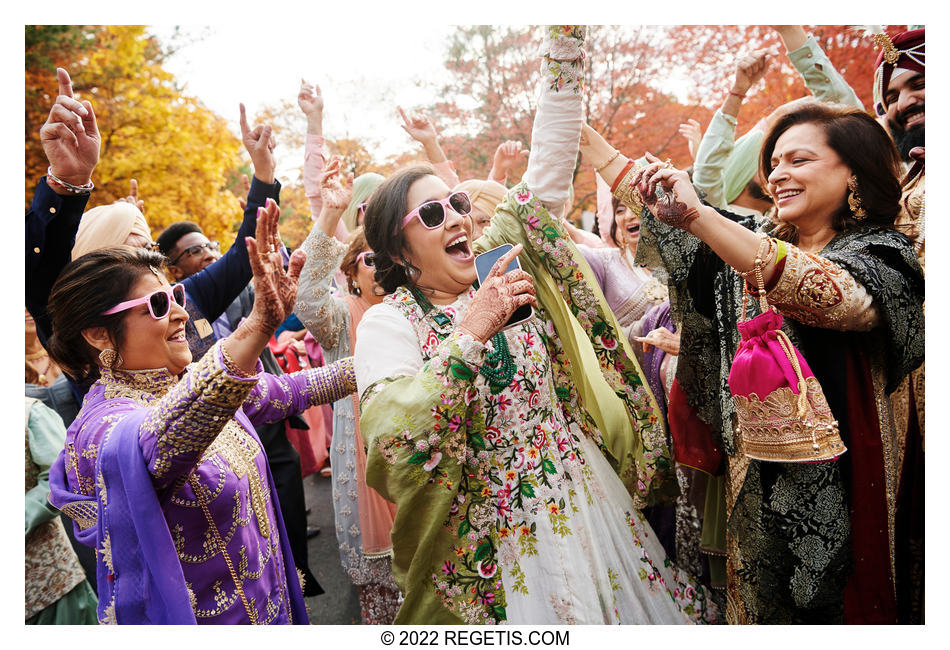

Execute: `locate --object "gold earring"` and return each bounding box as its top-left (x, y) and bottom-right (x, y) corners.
top-left (98, 348), bottom-right (122, 368)
top-left (847, 176), bottom-right (867, 220)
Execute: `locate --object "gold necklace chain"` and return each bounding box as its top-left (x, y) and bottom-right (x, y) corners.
top-left (25, 348), bottom-right (48, 361)
top-left (188, 475), bottom-right (259, 624)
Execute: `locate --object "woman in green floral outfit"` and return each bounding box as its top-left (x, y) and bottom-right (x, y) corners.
top-left (354, 26), bottom-right (715, 625)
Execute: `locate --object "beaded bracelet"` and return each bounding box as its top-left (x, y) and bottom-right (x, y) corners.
top-left (46, 166), bottom-right (94, 195)
top-left (594, 150), bottom-right (620, 173)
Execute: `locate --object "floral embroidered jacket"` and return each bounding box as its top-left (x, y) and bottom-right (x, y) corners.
top-left (354, 26), bottom-right (706, 626)
top-left (49, 341), bottom-right (355, 624)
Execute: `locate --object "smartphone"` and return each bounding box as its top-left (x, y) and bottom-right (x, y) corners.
top-left (473, 243), bottom-right (534, 329)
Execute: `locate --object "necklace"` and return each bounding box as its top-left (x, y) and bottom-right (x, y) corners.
top-left (410, 286), bottom-right (516, 393)
top-left (25, 348), bottom-right (48, 361)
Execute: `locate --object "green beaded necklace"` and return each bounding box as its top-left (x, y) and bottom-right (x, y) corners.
top-left (410, 286), bottom-right (516, 394)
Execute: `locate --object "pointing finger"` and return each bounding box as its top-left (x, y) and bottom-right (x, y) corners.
top-left (239, 103), bottom-right (250, 137)
top-left (56, 68), bottom-right (74, 99)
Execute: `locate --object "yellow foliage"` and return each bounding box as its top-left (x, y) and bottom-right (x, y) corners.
top-left (26, 26), bottom-right (243, 248)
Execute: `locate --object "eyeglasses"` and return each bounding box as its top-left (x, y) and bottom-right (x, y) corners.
top-left (103, 284), bottom-right (187, 320)
top-left (356, 251), bottom-right (375, 268)
top-left (169, 241), bottom-right (220, 266)
top-left (401, 191), bottom-right (472, 230)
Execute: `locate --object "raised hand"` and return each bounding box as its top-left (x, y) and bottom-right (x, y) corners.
top-left (678, 119), bottom-right (702, 162)
top-left (397, 106), bottom-right (438, 144)
top-left (245, 198), bottom-right (307, 336)
top-left (490, 140), bottom-right (529, 181)
top-left (115, 178), bottom-right (144, 212)
top-left (297, 79), bottom-right (324, 117)
top-left (40, 68), bottom-right (100, 189)
top-left (239, 103), bottom-right (276, 184)
top-left (457, 244), bottom-right (537, 344)
top-left (318, 156), bottom-right (354, 211)
top-left (733, 50), bottom-right (771, 96)
top-left (633, 152), bottom-right (703, 232)
top-left (634, 327), bottom-right (680, 356)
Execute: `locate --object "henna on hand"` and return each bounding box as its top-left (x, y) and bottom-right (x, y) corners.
top-left (458, 267), bottom-right (536, 343)
top-left (654, 193), bottom-right (700, 231)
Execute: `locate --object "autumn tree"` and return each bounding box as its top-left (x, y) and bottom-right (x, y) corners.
top-left (424, 25), bottom-right (896, 225)
top-left (25, 25), bottom-right (243, 247)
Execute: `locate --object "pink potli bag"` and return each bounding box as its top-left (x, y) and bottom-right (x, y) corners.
top-left (727, 236), bottom-right (846, 463)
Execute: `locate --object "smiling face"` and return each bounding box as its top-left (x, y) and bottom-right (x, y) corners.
top-left (884, 71), bottom-right (925, 160)
top-left (766, 122), bottom-right (851, 228)
top-left (402, 175), bottom-right (476, 300)
top-left (168, 232), bottom-right (220, 280)
top-left (115, 272), bottom-right (191, 374)
top-left (612, 201), bottom-right (640, 250)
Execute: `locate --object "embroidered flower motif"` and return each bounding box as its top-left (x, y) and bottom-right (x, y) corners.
top-left (477, 561), bottom-right (497, 578)
top-left (528, 390), bottom-right (541, 409)
top-left (442, 561), bottom-right (456, 575)
top-left (515, 190), bottom-right (532, 204)
top-left (423, 451), bottom-right (443, 472)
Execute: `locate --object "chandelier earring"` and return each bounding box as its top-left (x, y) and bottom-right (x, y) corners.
top-left (847, 176), bottom-right (867, 220)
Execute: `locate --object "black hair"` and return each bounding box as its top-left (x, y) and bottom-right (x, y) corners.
top-left (362, 164), bottom-right (436, 294)
top-left (47, 247), bottom-right (169, 383)
top-left (156, 221), bottom-right (204, 257)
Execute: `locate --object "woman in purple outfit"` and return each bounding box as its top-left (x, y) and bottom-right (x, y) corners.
top-left (47, 203), bottom-right (356, 624)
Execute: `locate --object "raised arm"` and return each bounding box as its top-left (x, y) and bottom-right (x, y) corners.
top-left (522, 26), bottom-right (586, 218)
top-left (487, 140), bottom-right (529, 185)
top-left (27, 68), bottom-right (100, 343)
top-left (398, 106), bottom-right (460, 187)
top-left (180, 103), bottom-right (280, 322)
top-left (772, 26), bottom-right (863, 109)
top-left (632, 157), bottom-right (881, 331)
top-left (295, 157), bottom-right (353, 349)
top-left (298, 79), bottom-right (329, 220)
top-left (692, 50), bottom-right (770, 208)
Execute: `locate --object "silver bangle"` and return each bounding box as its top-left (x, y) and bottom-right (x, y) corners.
top-left (46, 166), bottom-right (94, 194)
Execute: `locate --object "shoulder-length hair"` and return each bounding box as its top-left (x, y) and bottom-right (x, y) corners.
top-left (759, 102), bottom-right (903, 243)
top-left (362, 164), bottom-right (436, 294)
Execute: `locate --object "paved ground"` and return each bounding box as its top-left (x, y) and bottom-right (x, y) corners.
top-left (301, 471), bottom-right (363, 624)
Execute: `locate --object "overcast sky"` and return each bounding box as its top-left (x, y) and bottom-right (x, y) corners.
top-left (151, 24), bottom-right (454, 164)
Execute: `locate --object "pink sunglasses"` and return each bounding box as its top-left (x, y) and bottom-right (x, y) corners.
top-left (356, 251), bottom-right (375, 268)
top-left (103, 284), bottom-right (187, 319)
top-left (401, 191), bottom-right (472, 230)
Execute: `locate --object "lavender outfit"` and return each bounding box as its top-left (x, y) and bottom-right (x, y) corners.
top-left (49, 341), bottom-right (355, 624)
top-left (577, 245), bottom-right (668, 350)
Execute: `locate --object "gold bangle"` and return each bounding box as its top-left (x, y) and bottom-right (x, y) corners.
top-left (594, 150), bottom-right (620, 172)
top-left (736, 233), bottom-right (773, 279)
top-left (220, 343), bottom-right (257, 379)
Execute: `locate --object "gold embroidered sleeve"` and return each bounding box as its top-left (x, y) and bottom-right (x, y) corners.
top-left (611, 161), bottom-right (646, 219)
top-left (765, 243), bottom-right (880, 331)
top-left (140, 340), bottom-right (259, 486)
top-left (295, 226), bottom-right (350, 351)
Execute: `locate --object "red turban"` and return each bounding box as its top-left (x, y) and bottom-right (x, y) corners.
top-left (873, 28), bottom-right (925, 116)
